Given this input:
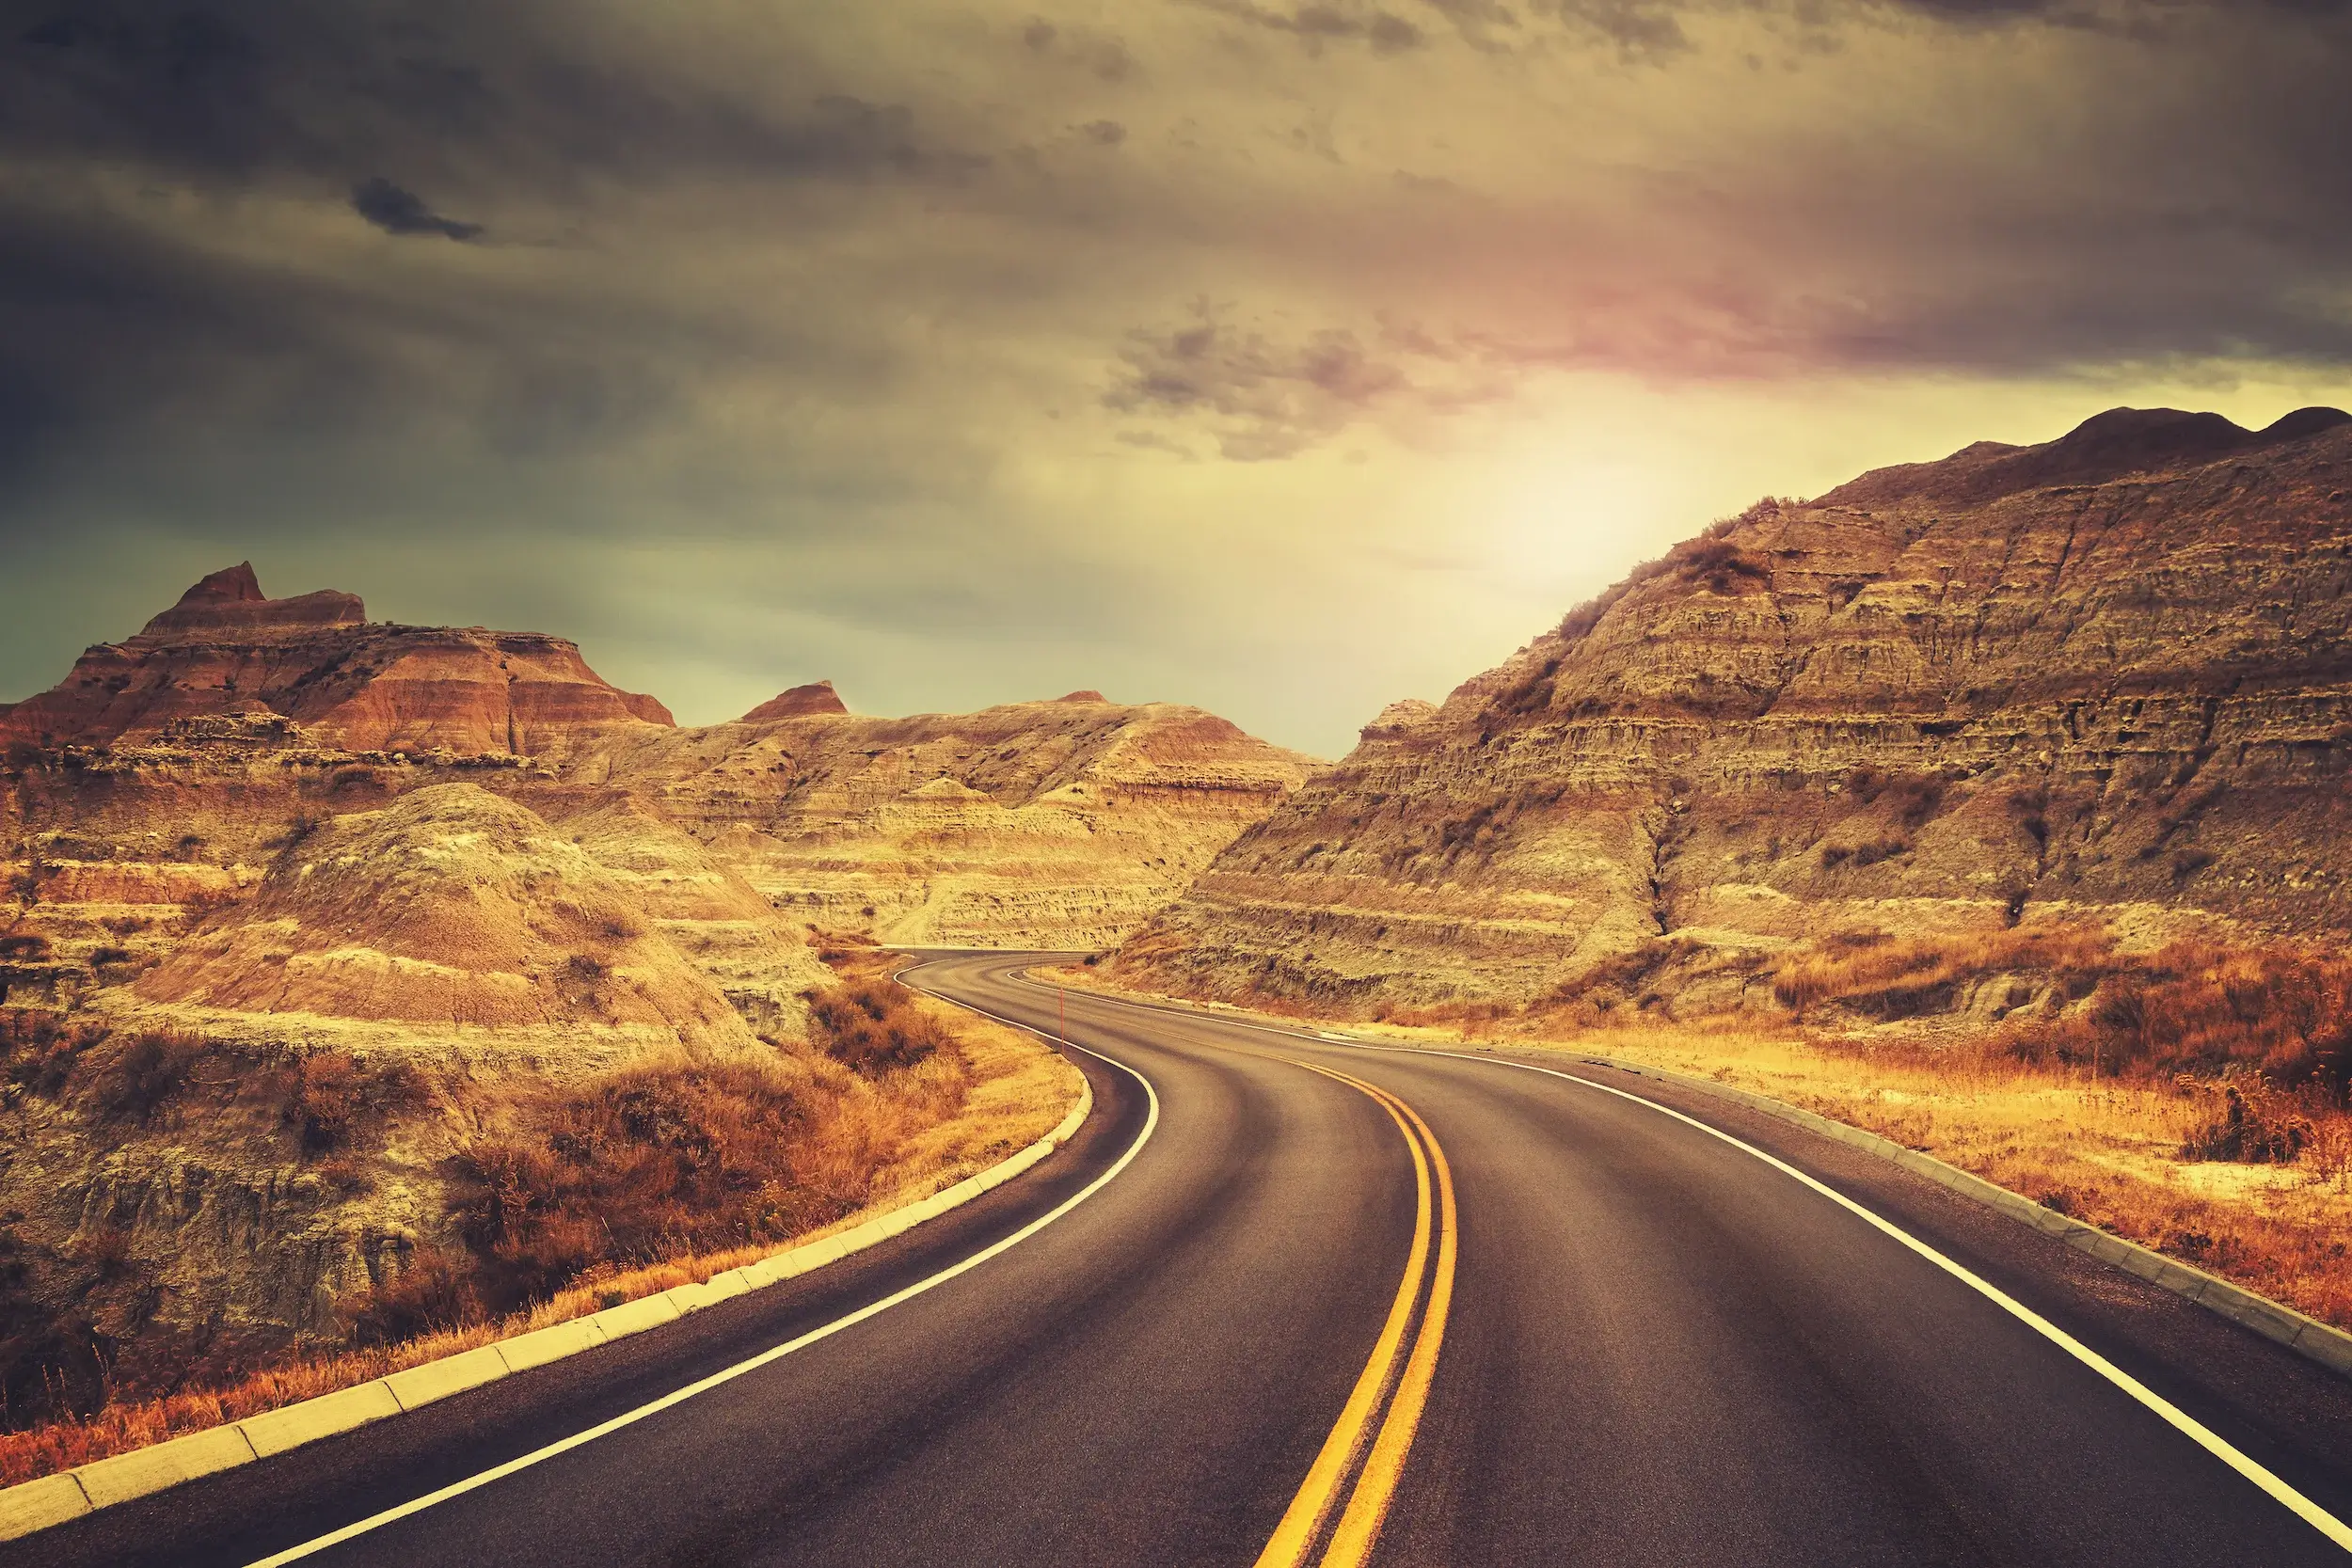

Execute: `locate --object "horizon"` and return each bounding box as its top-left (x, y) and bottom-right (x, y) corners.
top-left (8, 397), bottom-right (2344, 756)
top-left (5, 3), bottom-right (2351, 758)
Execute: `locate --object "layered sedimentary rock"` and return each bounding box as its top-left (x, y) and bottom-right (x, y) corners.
top-left (593, 694), bottom-right (1320, 948)
top-left (0, 783), bottom-right (785, 1383)
top-left (1120, 406), bottom-right (2352, 1011)
top-left (739, 681), bottom-right (850, 721)
top-left (135, 783), bottom-right (762, 1066)
top-left (0, 562), bottom-right (672, 760)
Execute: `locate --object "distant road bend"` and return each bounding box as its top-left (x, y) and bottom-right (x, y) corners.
top-left (23, 953), bottom-right (2352, 1568)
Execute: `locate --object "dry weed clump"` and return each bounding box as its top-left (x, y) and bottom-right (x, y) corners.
top-left (447, 1061), bottom-right (838, 1314)
top-left (1771, 925), bottom-right (2109, 1022)
top-left (806, 979), bottom-right (953, 1075)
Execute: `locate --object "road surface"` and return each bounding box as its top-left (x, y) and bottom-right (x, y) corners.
top-left (17, 952), bottom-right (2352, 1567)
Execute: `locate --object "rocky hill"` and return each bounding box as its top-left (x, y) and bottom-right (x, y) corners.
top-left (0, 562), bottom-right (672, 760)
top-left (1119, 405), bottom-right (2352, 1015)
top-left (591, 689), bottom-right (1321, 948)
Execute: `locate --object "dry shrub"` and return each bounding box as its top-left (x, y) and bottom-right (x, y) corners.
top-left (2306, 1119), bottom-right (2352, 1189)
top-left (87, 1027), bottom-right (206, 1123)
top-left (0, 1009), bottom-right (108, 1097)
top-left (1668, 537), bottom-right (1772, 594)
top-left (278, 1053), bottom-right (371, 1153)
top-left (268, 812), bottom-right (327, 858)
top-left (2008, 943), bottom-right (2352, 1098)
top-left (345, 1248), bottom-right (482, 1348)
top-left (806, 980), bottom-right (952, 1076)
top-left (2178, 1077), bottom-right (2313, 1164)
top-left (449, 1063), bottom-right (824, 1314)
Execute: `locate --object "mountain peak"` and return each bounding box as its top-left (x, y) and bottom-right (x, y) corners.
top-left (177, 562), bottom-right (266, 605)
top-left (1822, 403), bottom-right (2352, 510)
top-left (741, 680), bottom-right (850, 721)
top-left (138, 564), bottom-right (367, 639)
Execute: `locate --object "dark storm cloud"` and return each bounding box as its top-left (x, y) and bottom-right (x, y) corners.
top-left (1190, 0), bottom-right (1429, 51)
top-left (351, 176), bottom-right (480, 239)
top-left (0, 4), bottom-right (987, 190)
top-left (1020, 16), bottom-right (1137, 78)
top-left (2, 0), bottom-right (2351, 752)
top-left (1107, 306), bottom-right (1486, 459)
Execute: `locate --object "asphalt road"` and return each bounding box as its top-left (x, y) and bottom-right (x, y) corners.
top-left (17, 952), bottom-right (2352, 1567)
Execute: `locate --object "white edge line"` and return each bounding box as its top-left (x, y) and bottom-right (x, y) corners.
top-left (1046, 985), bottom-right (2352, 1556)
top-left (241, 979), bottom-right (1157, 1568)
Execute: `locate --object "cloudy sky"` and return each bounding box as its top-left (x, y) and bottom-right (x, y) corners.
top-left (2, 0), bottom-right (2347, 756)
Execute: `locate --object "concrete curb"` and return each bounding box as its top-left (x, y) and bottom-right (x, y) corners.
top-left (1560, 1051), bottom-right (2352, 1381)
top-left (0, 1077), bottom-right (1093, 1542)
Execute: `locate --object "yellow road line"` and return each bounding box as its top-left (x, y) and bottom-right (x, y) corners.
top-left (1251, 1065), bottom-right (1434, 1568)
top-left (1251, 1058), bottom-right (1455, 1568)
top-left (1321, 1086), bottom-right (1457, 1568)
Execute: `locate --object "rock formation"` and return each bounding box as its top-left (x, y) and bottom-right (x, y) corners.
top-left (739, 681), bottom-right (850, 721)
top-left (1120, 406), bottom-right (2352, 1012)
top-left (592, 699), bottom-right (1321, 948)
top-left (0, 562), bottom-right (673, 760)
top-left (135, 784), bottom-right (761, 1066)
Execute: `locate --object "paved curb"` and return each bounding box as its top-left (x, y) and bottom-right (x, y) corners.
top-left (1558, 1051), bottom-right (2352, 1381)
top-left (0, 1077), bottom-right (1093, 1543)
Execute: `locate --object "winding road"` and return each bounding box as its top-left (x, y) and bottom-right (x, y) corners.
top-left (17, 952), bottom-right (2352, 1567)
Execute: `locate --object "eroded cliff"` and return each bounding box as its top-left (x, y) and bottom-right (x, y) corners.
top-left (0, 562), bottom-right (674, 760)
top-left (1120, 406), bottom-right (2352, 1014)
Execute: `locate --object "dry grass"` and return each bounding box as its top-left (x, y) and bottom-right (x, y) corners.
top-left (0, 976), bottom-right (1080, 1488)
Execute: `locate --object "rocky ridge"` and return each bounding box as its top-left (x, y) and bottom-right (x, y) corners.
top-left (1119, 405), bottom-right (2352, 1015)
top-left (0, 562), bottom-right (674, 761)
top-left (591, 694), bottom-right (1318, 948)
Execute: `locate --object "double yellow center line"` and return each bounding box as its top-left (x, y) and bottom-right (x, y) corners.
top-left (1253, 1061), bottom-right (1458, 1568)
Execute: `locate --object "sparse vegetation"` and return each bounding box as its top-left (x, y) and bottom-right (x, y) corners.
top-left (271, 1051), bottom-right (408, 1155)
top-left (87, 1027), bottom-right (206, 1124)
top-left (805, 979), bottom-right (952, 1076)
top-left (1670, 537), bottom-right (1774, 594)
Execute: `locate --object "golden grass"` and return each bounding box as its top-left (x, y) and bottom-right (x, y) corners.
top-left (0, 990), bottom-right (1080, 1489)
